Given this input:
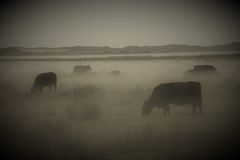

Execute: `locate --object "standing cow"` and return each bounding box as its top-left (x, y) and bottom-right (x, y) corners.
top-left (142, 81), bottom-right (202, 115)
top-left (31, 72), bottom-right (57, 93)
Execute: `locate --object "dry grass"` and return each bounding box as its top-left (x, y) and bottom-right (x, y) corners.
top-left (1, 58), bottom-right (240, 160)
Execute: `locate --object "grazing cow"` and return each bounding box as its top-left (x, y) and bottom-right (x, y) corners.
top-left (142, 81), bottom-right (202, 115)
top-left (31, 72), bottom-right (57, 93)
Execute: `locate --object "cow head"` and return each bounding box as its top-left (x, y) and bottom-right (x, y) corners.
top-left (142, 100), bottom-right (153, 116)
top-left (30, 87), bottom-right (36, 93)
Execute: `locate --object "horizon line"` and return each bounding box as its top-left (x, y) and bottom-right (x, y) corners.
top-left (1, 42), bottom-right (240, 49)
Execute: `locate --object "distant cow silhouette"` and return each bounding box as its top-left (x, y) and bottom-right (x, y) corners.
top-left (73, 65), bottom-right (92, 74)
top-left (184, 65), bottom-right (220, 81)
top-left (109, 70), bottom-right (120, 76)
top-left (142, 81), bottom-right (202, 115)
top-left (31, 72), bottom-right (57, 93)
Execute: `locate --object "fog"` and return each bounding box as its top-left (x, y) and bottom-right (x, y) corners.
top-left (1, 57), bottom-right (240, 160)
top-left (1, 0), bottom-right (240, 47)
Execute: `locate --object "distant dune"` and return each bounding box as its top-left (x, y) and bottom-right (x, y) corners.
top-left (0, 42), bottom-right (240, 56)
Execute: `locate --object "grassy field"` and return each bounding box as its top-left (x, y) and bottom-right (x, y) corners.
top-left (1, 57), bottom-right (240, 160)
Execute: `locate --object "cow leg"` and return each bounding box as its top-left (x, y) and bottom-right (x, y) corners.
top-left (37, 86), bottom-right (41, 94)
top-left (163, 108), bottom-right (167, 115)
top-left (49, 85), bottom-right (52, 92)
top-left (54, 84), bottom-right (57, 91)
top-left (198, 104), bottom-right (202, 114)
top-left (192, 105), bottom-right (196, 113)
top-left (166, 105), bottom-right (170, 115)
top-left (39, 86), bottom-right (43, 93)
top-left (163, 105), bottom-right (170, 115)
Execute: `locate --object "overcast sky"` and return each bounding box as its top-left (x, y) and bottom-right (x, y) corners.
top-left (0, 0), bottom-right (239, 48)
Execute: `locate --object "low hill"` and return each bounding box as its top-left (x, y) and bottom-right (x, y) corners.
top-left (0, 42), bottom-right (240, 56)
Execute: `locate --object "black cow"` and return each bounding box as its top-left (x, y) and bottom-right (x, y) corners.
top-left (142, 81), bottom-right (202, 115)
top-left (31, 72), bottom-right (57, 93)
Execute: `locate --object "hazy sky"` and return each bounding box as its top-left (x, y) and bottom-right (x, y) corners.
top-left (0, 0), bottom-right (239, 48)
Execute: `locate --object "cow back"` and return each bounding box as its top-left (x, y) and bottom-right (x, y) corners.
top-left (149, 81), bottom-right (201, 105)
top-left (35, 72), bottom-right (57, 86)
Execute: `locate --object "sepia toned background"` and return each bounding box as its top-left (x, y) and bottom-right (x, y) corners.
top-left (0, 1), bottom-right (240, 160)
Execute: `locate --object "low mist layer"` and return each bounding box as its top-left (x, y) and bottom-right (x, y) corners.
top-left (1, 57), bottom-right (240, 160)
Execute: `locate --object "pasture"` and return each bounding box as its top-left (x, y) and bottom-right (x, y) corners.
top-left (1, 57), bottom-right (240, 160)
